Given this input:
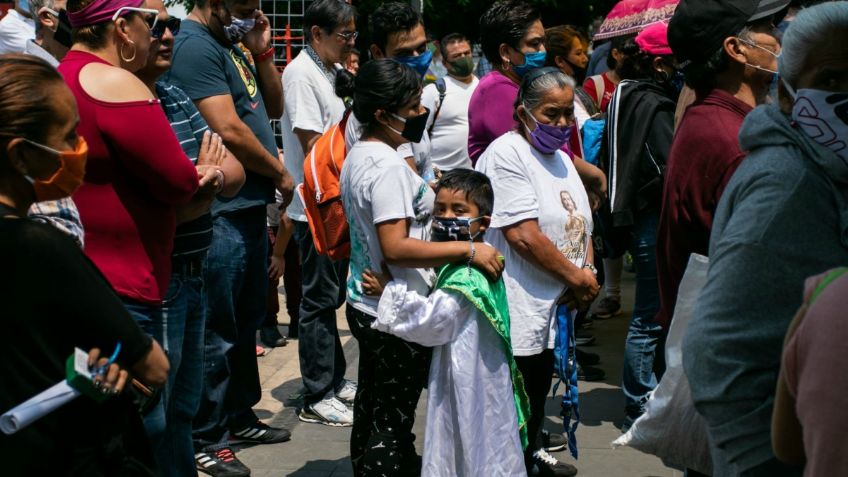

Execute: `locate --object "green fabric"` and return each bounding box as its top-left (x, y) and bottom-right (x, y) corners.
top-left (810, 267), bottom-right (848, 304)
top-left (435, 263), bottom-right (531, 449)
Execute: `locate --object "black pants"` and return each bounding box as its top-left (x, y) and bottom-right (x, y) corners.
top-left (515, 349), bottom-right (555, 469)
top-left (294, 221), bottom-right (349, 405)
top-left (348, 307), bottom-right (431, 477)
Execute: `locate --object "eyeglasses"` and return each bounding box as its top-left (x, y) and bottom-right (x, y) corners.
top-left (738, 38), bottom-right (779, 58)
top-left (151, 17), bottom-right (181, 39)
top-left (111, 6), bottom-right (159, 32)
top-left (336, 31), bottom-right (358, 42)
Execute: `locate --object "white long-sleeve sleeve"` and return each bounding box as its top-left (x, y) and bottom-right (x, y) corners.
top-left (373, 279), bottom-right (471, 347)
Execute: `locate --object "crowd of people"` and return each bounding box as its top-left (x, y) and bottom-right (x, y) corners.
top-left (0, 0), bottom-right (846, 476)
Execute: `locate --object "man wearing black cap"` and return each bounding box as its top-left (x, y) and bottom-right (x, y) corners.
top-left (658, 0), bottom-right (786, 328)
top-left (657, 1), bottom-right (790, 475)
top-left (658, 4), bottom-right (782, 318)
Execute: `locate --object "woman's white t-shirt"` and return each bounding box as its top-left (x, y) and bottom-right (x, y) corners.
top-left (476, 131), bottom-right (593, 356)
top-left (341, 140), bottom-right (436, 317)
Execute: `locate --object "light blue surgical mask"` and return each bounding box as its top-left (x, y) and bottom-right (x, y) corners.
top-left (512, 50), bottom-right (546, 78)
top-left (394, 49), bottom-right (433, 79)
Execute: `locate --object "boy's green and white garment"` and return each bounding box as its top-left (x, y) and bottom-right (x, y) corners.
top-left (374, 263), bottom-right (531, 477)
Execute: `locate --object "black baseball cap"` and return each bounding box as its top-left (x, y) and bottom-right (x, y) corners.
top-left (669, 0), bottom-right (790, 64)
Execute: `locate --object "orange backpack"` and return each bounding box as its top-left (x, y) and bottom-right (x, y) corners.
top-left (297, 111), bottom-right (352, 261)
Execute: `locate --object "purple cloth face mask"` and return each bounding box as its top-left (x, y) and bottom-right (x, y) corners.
top-left (523, 110), bottom-right (572, 154)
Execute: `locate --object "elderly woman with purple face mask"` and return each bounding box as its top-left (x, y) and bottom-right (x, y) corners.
top-left (475, 66), bottom-right (599, 476)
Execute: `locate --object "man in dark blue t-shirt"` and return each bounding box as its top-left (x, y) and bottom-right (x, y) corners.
top-left (165, 0), bottom-right (294, 474)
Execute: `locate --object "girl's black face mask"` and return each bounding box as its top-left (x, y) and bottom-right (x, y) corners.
top-left (389, 107), bottom-right (431, 144)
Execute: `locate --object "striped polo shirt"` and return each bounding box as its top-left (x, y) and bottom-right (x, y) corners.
top-left (157, 81), bottom-right (214, 258)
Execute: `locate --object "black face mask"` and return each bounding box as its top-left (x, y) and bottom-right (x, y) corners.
top-left (387, 107), bottom-right (431, 144)
top-left (54, 9), bottom-right (73, 48)
top-left (431, 216), bottom-right (483, 242)
top-left (566, 59), bottom-right (587, 84)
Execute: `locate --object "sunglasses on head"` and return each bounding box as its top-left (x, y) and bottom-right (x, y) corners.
top-left (111, 6), bottom-right (159, 31)
top-left (151, 17), bottom-right (181, 39)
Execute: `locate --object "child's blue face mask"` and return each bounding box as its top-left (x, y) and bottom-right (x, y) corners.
top-left (431, 216), bottom-right (484, 242)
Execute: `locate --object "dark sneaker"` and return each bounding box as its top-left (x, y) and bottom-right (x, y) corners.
top-left (592, 296), bottom-right (622, 319)
top-left (195, 448), bottom-right (250, 477)
top-left (575, 329), bottom-right (595, 346)
top-left (577, 364), bottom-right (606, 382)
top-left (260, 325), bottom-right (287, 348)
top-left (575, 348), bottom-right (600, 366)
top-left (229, 421), bottom-right (292, 445)
top-left (620, 415), bottom-right (637, 433)
top-left (531, 449), bottom-right (578, 476)
top-left (542, 429), bottom-right (567, 452)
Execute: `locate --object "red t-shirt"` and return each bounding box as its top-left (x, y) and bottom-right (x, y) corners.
top-left (655, 89), bottom-right (753, 328)
top-left (58, 51), bottom-right (199, 304)
top-left (582, 72), bottom-right (616, 113)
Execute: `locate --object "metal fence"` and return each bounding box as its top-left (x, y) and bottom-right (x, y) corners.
top-left (262, 0), bottom-right (311, 146)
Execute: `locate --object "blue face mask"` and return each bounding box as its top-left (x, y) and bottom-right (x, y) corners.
top-left (512, 50), bottom-right (546, 78)
top-left (394, 49), bottom-right (433, 79)
top-left (17, 0), bottom-right (29, 12)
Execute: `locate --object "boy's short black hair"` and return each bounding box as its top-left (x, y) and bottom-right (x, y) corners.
top-left (435, 169), bottom-right (494, 217)
top-left (369, 2), bottom-right (423, 54)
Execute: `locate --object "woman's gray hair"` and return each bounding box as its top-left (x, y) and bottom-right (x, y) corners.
top-left (779, 2), bottom-right (848, 88)
top-left (516, 67), bottom-right (576, 113)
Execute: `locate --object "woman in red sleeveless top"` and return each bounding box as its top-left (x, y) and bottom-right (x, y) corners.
top-left (58, 0), bottom-right (198, 312)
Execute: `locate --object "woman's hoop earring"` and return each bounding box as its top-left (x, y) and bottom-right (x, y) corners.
top-left (656, 69), bottom-right (670, 83)
top-left (120, 40), bottom-right (137, 63)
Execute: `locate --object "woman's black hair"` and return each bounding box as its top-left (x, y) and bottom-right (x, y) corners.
top-left (618, 36), bottom-right (673, 81)
top-left (334, 65), bottom-right (355, 99)
top-left (352, 59), bottom-right (421, 131)
top-left (304, 0), bottom-right (357, 42)
top-left (435, 169), bottom-right (494, 217)
top-left (479, 0), bottom-right (541, 68)
top-left (606, 34), bottom-right (634, 71)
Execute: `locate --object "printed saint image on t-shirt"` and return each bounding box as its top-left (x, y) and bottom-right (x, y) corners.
top-left (559, 190), bottom-right (588, 262)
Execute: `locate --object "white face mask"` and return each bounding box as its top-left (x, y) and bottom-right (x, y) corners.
top-left (225, 15), bottom-right (255, 43)
top-left (783, 79), bottom-right (848, 160)
top-left (739, 38), bottom-right (779, 75)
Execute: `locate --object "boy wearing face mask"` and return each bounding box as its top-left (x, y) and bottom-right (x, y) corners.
top-left (421, 33), bottom-right (479, 173)
top-left (363, 169), bottom-right (529, 477)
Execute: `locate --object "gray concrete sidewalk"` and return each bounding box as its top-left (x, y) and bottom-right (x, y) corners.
top-left (219, 273), bottom-right (682, 477)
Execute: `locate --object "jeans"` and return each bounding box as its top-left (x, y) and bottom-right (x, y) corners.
top-left (293, 221), bottom-right (349, 405)
top-left (122, 299), bottom-right (167, 450)
top-left (622, 209), bottom-right (666, 419)
top-left (348, 307), bottom-right (430, 476)
top-left (193, 207), bottom-right (268, 450)
top-left (154, 255), bottom-right (207, 477)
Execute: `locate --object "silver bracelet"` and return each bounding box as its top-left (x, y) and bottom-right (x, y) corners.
top-left (467, 241), bottom-right (476, 269)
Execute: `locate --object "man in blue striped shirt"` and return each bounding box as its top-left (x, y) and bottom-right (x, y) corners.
top-left (135, 2), bottom-right (249, 475)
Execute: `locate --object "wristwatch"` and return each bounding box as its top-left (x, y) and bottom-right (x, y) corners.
top-left (583, 263), bottom-right (598, 276)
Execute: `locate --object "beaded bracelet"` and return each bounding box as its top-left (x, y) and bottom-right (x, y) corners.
top-left (467, 241), bottom-right (476, 271)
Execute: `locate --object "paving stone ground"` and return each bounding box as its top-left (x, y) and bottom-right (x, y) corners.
top-left (204, 272), bottom-right (683, 477)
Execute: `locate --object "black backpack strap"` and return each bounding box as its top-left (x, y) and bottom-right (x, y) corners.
top-left (428, 78), bottom-right (447, 136)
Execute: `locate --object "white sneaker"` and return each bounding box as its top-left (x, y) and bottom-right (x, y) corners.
top-left (298, 397), bottom-right (353, 427)
top-left (336, 379), bottom-right (357, 404)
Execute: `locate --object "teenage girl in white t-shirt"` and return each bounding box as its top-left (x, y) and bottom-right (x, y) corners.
top-left (339, 59), bottom-right (504, 475)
